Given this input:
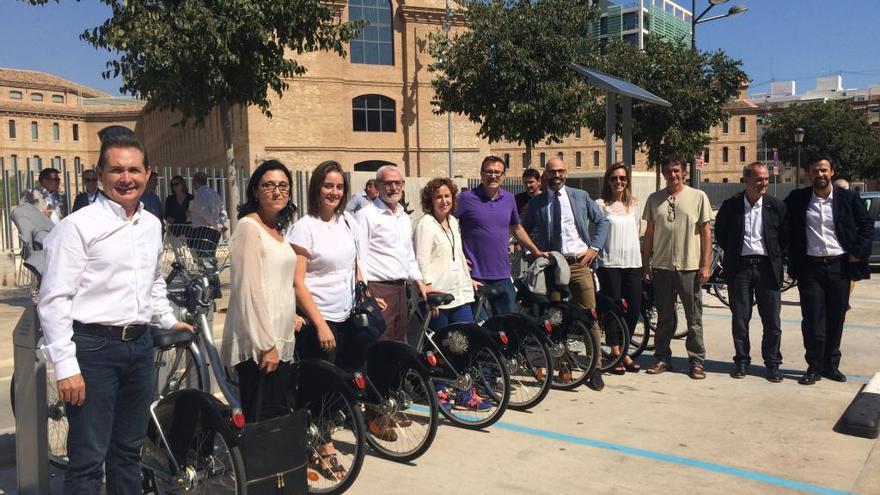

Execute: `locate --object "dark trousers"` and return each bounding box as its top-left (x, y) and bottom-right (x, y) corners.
top-left (597, 267), bottom-right (642, 341)
top-left (797, 258), bottom-right (850, 373)
top-left (296, 318), bottom-right (372, 372)
top-left (728, 257), bottom-right (783, 366)
top-left (235, 360), bottom-right (291, 421)
top-left (64, 329), bottom-right (155, 495)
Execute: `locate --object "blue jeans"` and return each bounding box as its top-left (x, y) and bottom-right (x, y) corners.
top-left (64, 329), bottom-right (155, 495)
top-left (473, 278), bottom-right (517, 320)
top-left (429, 303), bottom-right (475, 330)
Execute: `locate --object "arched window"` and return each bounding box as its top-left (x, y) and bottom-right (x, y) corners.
top-left (354, 160), bottom-right (396, 172)
top-left (352, 95), bottom-right (396, 132)
top-left (349, 0), bottom-right (393, 65)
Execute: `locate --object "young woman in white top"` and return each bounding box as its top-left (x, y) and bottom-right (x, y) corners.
top-left (595, 163), bottom-right (642, 374)
top-left (221, 160), bottom-right (302, 420)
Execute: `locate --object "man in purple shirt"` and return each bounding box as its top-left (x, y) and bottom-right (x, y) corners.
top-left (455, 156), bottom-right (545, 315)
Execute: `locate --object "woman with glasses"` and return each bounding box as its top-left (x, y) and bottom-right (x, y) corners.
top-left (595, 164), bottom-right (642, 374)
top-left (221, 160), bottom-right (301, 421)
top-left (163, 175), bottom-right (193, 236)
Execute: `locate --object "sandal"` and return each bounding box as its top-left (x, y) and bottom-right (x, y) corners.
top-left (611, 365), bottom-right (626, 375)
top-left (624, 362), bottom-right (641, 373)
top-left (309, 452), bottom-right (347, 481)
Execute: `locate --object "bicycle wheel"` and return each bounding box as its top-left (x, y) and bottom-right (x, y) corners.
top-left (365, 367), bottom-right (438, 463)
top-left (507, 332), bottom-right (554, 411)
top-left (142, 420), bottom-right (246, 494)
top-left (156, 346), bottom-right (203, 398)
top-left (598, 312), bottom-right (631, 372)
top-left (300, 390), bottom-right (366, 495)
top-left (781, 272), bottom-right (797, 292)
top-left (10, 366), bottom-right (69, 469)
top-left (712, 283), bottom-right (731, 307)
top-left (436, 346), bottom-right (510, 430)
top-left (551, 320), bottom-right (599, 391)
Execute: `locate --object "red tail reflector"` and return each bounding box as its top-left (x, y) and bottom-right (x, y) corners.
top-left (620, 298), bottom-right (629, 311)
top-left (499, 331), bottom-right (509, 345)
top-left (353, 372), bottom-right (366, 390)
top-left (426, 351), bottom-right (438, 367)
top-left (231, 409), bottom-right (246, 429)
top-left (543, 322), bottom-right (553, 334)
top-left (591, 309), bottom-right (598, 319)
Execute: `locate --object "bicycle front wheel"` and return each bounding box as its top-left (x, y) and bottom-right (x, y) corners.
top-left (299, 390), bottom-right (366, 495)
top-left (507, 332), bottom-right (554, 411)
top-left (365, 367), bottom-right (439, 463)
top-left (551, 320), bottom-right (599, 391)
top-left (436, 346), bottom-right (510, 430)
top-left (10, 366), bottom-right (69, 469)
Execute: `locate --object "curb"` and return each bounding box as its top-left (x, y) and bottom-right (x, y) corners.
top-left (834, 372), bottom-right (880, 439)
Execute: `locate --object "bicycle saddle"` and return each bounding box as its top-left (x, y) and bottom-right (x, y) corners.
top-left (426, 292), bottom-right (455, 307)
top-left (477, 284), bottom-right (507, 300)
top-left (152, 328), bottom-right (195, 350)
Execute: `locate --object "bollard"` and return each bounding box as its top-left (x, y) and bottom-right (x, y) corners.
top-left (12, 301), bottom-right (50, 494)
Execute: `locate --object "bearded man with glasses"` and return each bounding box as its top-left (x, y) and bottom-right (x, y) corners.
top-left (641, 154), bottom-right (712, 379)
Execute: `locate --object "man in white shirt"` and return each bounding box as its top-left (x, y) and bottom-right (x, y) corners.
top-left (355, 165), bottom-right (429, 343)
top-left (345, 179), bottom-right (378, 214)
top-left (714, 162), bottom-right (787, 382)
top-left (38, 134), bottom-right (192, 494)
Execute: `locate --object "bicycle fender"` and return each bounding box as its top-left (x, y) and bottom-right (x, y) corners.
top-left (148, 389), bottom-right (236, 464)
top-left (596, 292), bottom-right (626, 317)
top-left (288, 358), bottom-right (364, 404)
top-left (365, 341), bottom-right (430, 394)
top-left (482, 314), bottom-right (531, 358)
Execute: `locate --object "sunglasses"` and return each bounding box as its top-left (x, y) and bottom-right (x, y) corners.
top-left (610, 176), bottom-right (627, 183)
top-left (666, 196), bottom-right (676, 222)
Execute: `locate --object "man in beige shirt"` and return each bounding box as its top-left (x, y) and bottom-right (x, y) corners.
top-left (642, 154), bottom-right (712, 379)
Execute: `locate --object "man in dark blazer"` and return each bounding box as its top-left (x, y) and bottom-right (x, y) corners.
top-left (784, 155), bottom-right (873, 385)
top-left (715, 162), bottom-right (786, 382)
top-left (72, 169), bottom-right (101, 213)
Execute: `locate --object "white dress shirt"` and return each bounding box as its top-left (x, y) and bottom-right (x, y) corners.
top-left (355, 198), bottom-right (422, 283)
top-left (41, 187), bottom-right (64, 224)
top-left (741, 194), bottom-right (766, 256)
top-left (548, 186), bottom-right (590, 256)
top-left (806, 189), bottom-right (845, 257)
top-left (38, 194), bottom-right (178, 380)
top-left (190, 185), bottom-right (227, 230)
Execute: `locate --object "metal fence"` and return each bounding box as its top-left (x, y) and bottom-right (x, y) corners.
top-left (698, 182), bottom-right (798, 208)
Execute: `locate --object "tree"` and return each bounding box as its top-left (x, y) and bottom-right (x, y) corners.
top-left (762, 100), bottom-right (880, 180)
top-left (25, 0), bottom-right (363, 227)
top-left (583, 39), bottom-right (746, 186)
top-left (428, 0), bottom-right (599, 168)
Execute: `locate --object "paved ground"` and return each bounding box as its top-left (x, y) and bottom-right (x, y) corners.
top-left (0, 276), bottom-right (878, 494)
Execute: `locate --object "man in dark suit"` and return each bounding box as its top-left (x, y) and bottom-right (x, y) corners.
top-left (72, 169), bottom-right (101, 212)
top-left (715, 162), bottom-right (787, 382)
top-left (784, 155), bottom-right (873, 385)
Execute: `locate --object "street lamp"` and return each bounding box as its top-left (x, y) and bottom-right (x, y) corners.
top-left (794, 127), bottom-right (805, 189)
top-left (444, 0), bottom-right (453, 178)
top-left (691, 0), bottom-right (749, 50)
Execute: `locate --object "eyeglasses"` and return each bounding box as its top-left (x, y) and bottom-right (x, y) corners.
top-left (666, 196), bottom-right (676, 222)
top-left (381, 180), bottom-right (405, 188)
top-left (610, 176), bottom-right (628, 183)
top-left (546, 169), bottom-right (565, 176)
top-left (481, 170), bottom-right (505, 177)
top-left (260, 182), bottom-right (290, 194)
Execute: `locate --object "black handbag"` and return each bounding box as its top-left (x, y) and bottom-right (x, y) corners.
top-left (350, 280), bottom-right (386, 340)
top-left (237, 374), bottom-right (308, 495)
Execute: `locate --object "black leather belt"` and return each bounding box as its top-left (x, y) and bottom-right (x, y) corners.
top-left (373, 279), bottom-right (407, 286)
top-left (73, 320), bottom-right (148, 341)
top-left (739, 255), bottom-right (768, 265)
top-left (564, 255), bottom-right (579, 264)
top-left (806, 255), bottom-right (846, 265)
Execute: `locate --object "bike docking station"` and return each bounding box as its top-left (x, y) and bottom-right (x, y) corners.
top-left (12, 297), bottom-right (51, 494)
top-left (835, 371), bottom-right (880, 439)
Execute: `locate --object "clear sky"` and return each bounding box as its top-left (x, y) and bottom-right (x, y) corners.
top-left (1, 0), bottom-right (878, 97)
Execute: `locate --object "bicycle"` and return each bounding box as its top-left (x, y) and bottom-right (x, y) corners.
top-left (413, 292), bottom-right (512, 430)
top-left (474, 284), bottom-right (554, 411)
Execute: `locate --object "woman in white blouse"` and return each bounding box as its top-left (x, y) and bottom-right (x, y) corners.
top-left (595, 164), bottom-right (642, 374)
top-left (221, 160), bottom-right (302, 420)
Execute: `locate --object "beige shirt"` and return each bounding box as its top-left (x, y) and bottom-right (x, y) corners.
top-left (643, 186), bottom-right (711, 271)
top-left (221, 217), bottom-right (297, 368)
top-left (413, 214), bottom-right (474, 309)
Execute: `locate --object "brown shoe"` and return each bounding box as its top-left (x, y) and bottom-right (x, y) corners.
top-left (689, 364), bottom-right (706, 380)
top-left (368, 416), bottom-right (398, 442)
top-left (391, 412), bottom-right (413, 427)
top-left (645, 361), bottom-right (671, 375)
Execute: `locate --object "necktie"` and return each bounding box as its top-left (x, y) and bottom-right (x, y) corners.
top-left (551, 191), bottom-right (562, 252)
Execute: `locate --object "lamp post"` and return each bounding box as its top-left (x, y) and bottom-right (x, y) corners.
top-left (794, 127), bottom-right (805, 189)
top-left (444, 0), bottom-right (453, 178)
top-left (690, 0), bottom-right (747, 189)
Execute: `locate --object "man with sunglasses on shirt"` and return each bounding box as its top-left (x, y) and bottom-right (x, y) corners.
top-left (72, 169), bottom-right (101, 212)
top-left (641, 154), bottom-right (712, 380)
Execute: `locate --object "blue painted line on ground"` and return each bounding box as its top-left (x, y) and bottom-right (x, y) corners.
top-left (702, 311), bottom-right (880, 332)
top-left (492, 422), bottom-right (851, 495)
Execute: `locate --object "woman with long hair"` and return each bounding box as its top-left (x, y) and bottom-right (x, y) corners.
top-left (163, 175), bottom-right (193, 236)
top-left (595, 163), bottom-right (642, 374)
top-left (221, 160), bottom-right (301, 420)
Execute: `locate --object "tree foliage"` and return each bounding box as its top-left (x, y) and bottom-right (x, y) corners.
top-left (428, 0), bottom-right (599, 163)
top-left (762, 100), bottom-right (880, 180)
top-left (583, 39), bottom-right (746, 169)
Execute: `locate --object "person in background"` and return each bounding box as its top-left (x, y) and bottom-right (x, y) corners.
top-left (72, 169), bottom-right (101, 212)
top-left (345, 179), bottom-right (379, 214)
top-left (141, 171), bottom-right (163, 219)
top-left (164, 175), bottom-right (193, 237)
top-left (515, 168), bottom-right (542, 216)
top-left (188, 172), bottom-right (227, 295)
top-left (714, 162), bottom-right (786, 382)
top-left (221, 159), bottom-right (301, 421)
top-left (595, 164), bottom-right (642, 375)
top-left (784, 156), bottom-right (873, 385)
top-left (37, 167), bottom-right (68, 224)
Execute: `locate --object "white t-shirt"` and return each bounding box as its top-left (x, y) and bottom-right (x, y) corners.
top-left (596, 199), bottom-right (642, 269)
top-left (286, 213), bottom-right (357, 322)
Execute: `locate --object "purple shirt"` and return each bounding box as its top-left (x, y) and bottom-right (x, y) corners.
top-left (454, 186), bottom-right (520, 280)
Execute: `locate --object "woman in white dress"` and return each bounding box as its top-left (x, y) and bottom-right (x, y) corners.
top-left (221, 160), bottom-right (302, 419)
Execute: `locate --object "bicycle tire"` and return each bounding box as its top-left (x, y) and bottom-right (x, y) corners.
top-left (507, 332), bottom-right (554, 411)
top-left (551, 320), bottom-right (599, 391)
top-left (10, 368), bottom-right (69, 469)
top-left (142, 418), bottom-right (246, 494)
top-left (436, 346), bottom-right (511, 430)
top-left (299, 389), bottom-right (366, 495)
top-left (598, 311), bottom-right (631, 372)
top-left (156, 346), bottom-right (204, 398)
top-left (365, 367), bottom-right (439, 463)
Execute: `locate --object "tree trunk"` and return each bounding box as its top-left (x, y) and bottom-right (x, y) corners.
top-left (525, 142), bottom-right (533, 169)
top-left (655, 161), bottom-right (661, 190)
top-left (218, 100), bottom-right (240, 231)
